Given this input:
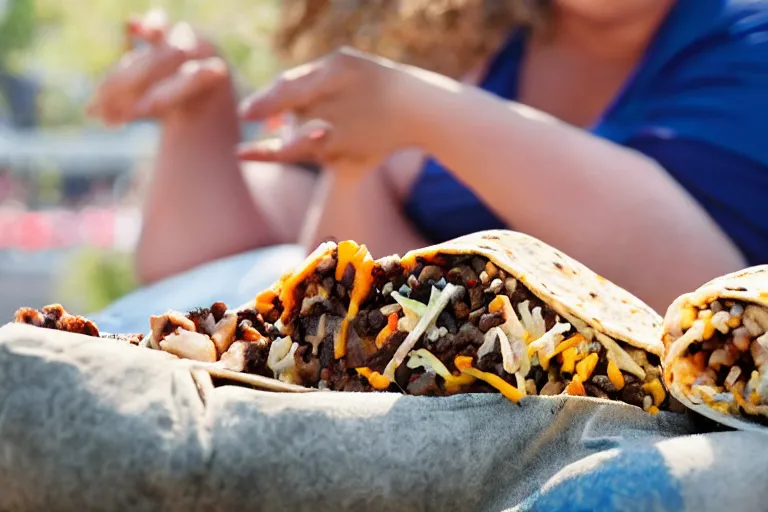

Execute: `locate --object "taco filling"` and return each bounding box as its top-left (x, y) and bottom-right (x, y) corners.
top-left (125, 242), bottom-right (665, 410)
top-left (10, 234), bottom-right (667, 412)
top-left (665, 299), bottom-right (768, 420)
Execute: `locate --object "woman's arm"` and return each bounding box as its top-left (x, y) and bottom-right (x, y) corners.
top-left (407, 76), bottom-right (746, 311)
top-left (299, 163), bottom-right (428, 259)
top-left (135, 86), bottom-right (286, 284)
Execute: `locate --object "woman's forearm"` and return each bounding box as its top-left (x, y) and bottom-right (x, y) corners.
top-left (300, 167), bottom-right (428, 259)
top-left (406, 76), bottom-right (746, 310)
top-left (136, 86), bottom-right (279, 284)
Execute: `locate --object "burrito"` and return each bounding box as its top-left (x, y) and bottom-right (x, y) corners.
top-left (12, 230), bottom-right (669, 411)
top-left (662, 265), bottom-right (768, 430)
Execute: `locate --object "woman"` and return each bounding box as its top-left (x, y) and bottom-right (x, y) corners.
top-left (89, 0), bottom-right (768, 316)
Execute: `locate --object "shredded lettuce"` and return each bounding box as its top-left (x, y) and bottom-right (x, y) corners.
top-left (384, 283), bottom-right (460, 380)
top-left (391, 291), bottom-right (427, 332)
top-left (596, 332), bottom-right (646, 380)
top-left (528, 322), bottom-right (571, 360)
top-left (407, 348), bottom-right (475, 393)
top-left (478, 328), bottom-right (498, 359)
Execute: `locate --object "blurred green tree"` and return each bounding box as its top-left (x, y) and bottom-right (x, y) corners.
top-left (0, 0), bottom-right (36, 69)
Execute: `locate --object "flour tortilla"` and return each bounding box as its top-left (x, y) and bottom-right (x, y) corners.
top-left (399, 230), bottom-right (664, 357)
top-left (218, 229), bottom-right (663, 392)
top-left (662, 265), bottom-right (768, 432)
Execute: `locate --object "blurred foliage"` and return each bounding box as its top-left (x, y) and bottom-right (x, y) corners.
top-left (56, 247), bottom-right (139, 313)
top-left (0, 0), bottom-right (36, 68)
top-left (12, 0), bottom-right (282, 126)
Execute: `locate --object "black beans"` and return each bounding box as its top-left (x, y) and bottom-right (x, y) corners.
top-left (353, 309), bottom-right (387, 337)
top-left (341, 263), bottom-right (355, 289)
top-left (418, 265), bottom-right (443, 283)
top-left (590, 375), bottom-right (618, 394)
top-left (478, 312), bottom-right (505, 333)
top-left (468, 309), bottom-right (485, 325)
top-left (453, 301), bottom-right (470, 320)
top-left (437, 310), bottom-right (458, 334)
top-left (407, 372), bottom-right (440, 396)
top-left (469, 287), bottom-right (484, 310)
top-left (456, 323), bottom-right (485, 347)
top-left (620, 379), bottom-right (645, 408)
top-left (315, 254), bottom-right (337, 276)
top-left (584, 383), bottom-right (609, 400)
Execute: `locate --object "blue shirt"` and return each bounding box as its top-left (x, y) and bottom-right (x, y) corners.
top-left (404, 0), bottom-right (768, 265)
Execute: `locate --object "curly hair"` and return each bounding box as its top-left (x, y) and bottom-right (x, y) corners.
top-left (272, 0), bottom-right (552, 78)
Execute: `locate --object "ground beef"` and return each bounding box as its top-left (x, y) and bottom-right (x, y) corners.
top-left (294, 345), bottom-right (321, 385)
top-left (590, 375), bottom-right (619, 394)
top-left (477, 352), bottom-right (502, 373)
top-left (340, 263), bottom-right (355, 290)
top-left (243, 339), bottom-right (271, 376)
top-left (365, 331), bottom-right (408, 371)
top-left (186, 307), bottom-right (213, 334)
top-left (437, 311), bottom-right (458, 334)
top-left (407, 372), bottom-right (441, 396)
top-left (478, 312), bottom-right (504, 333)
top-left (455, 323), bottom-right (485, 347)
top-left (352, 309), bottom-right (387, 338)
top-left (408, 283), bottom-right (432, 305)
top-left (345, 329), bottom-right (378, 369)
top-left (315, 253), bottom-right (337, 277)
top-left (620, 374), bottom-right (645, 408)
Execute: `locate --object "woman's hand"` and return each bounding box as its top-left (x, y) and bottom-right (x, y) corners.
top-left (237, 47), bottom-right (428, 178)
top-left (87, 10), bottom-right (230, 126)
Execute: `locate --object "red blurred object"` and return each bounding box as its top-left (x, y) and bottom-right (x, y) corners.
top-left (0, 208), bottom-right (121, 251)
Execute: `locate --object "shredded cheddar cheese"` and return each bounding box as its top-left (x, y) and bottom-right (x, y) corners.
top-left (560, 347), bottom-right (583, 374)
top-left (548, 334), bottom-right (586, 359)
top-left (373, 309), bottom-right (400, 349)
top-left (355, 367), bottom-right (391, 390)
top-left (576, 353), bottom-right (599, 382)
top-left (488, 295), bottom-right (507, 314)
top-left (733, 390), bottom-right (748, 410)
top-left (702, 317), bottom-right (716, 341)
top-left (566, 375), bottom-right (586, 396)
top-left (607, 360), bottom-right (625, 390)
top-left (454, 356), bottom-right (523, 403)
top-left (642, 378), bottom-right (666, 406)
top-left (277, 242), bottom-right (337, 325)
top-left (255, 289), bottom-right (278, 315)
top-left (692, 351), bottom-right (707, 371)
top-left (680, 306), bottom-right (696, 330)
top-left (335, 240), bottom-right (360, 280)
top-left (334, 244), bottom-right (376, 359)
top-left (407, 349), bottom-right (475, 393)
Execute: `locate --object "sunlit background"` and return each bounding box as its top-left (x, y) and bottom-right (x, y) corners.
top-left (0, 0), bottom-right (281, 320)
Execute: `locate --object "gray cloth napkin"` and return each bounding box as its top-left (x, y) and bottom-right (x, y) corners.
top-left (1, 323), bottom-right (766, 512)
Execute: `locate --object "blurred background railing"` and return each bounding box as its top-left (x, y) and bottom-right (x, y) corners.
top-left (0, 0), bottom-right (280, 320)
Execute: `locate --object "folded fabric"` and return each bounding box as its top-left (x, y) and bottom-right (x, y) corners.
top-left (3, 323), bottom-right (766, 512)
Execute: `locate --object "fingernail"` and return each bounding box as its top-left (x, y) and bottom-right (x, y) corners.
top-left (308, 128), bottom-right (327, 141)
